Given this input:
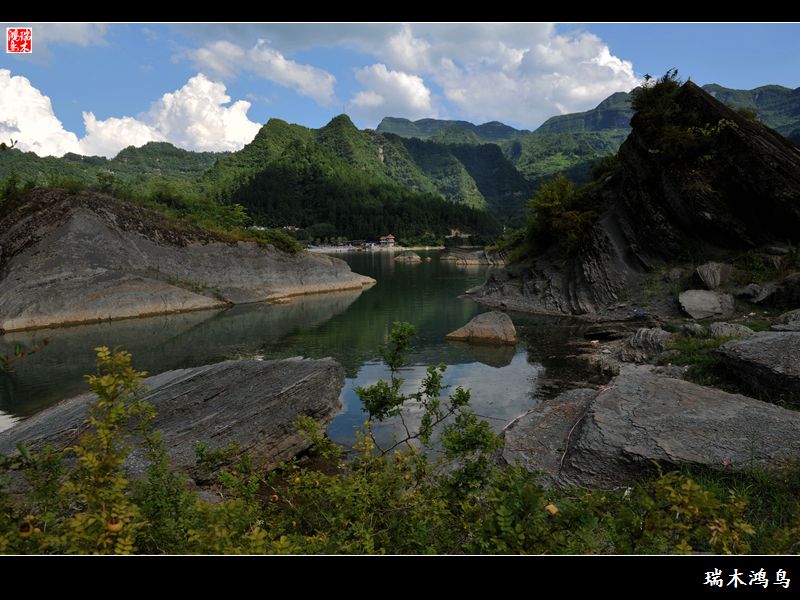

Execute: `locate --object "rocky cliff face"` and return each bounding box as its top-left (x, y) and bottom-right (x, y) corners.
top-left (471, 82), bottom-right (800, 316)
top-left (0, 189), bottom-right (375, 331)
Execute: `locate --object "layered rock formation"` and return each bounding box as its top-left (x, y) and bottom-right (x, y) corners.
top-left (471, 82), bottom-right (800, 317)
top-left (0, 189), bottom-right (375, 331)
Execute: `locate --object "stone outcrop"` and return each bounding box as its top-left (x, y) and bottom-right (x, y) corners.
top-left (678, 290), bottom-right (735, 320)
top-left (618, 327), bottom-right (672, 363)
top-left (470, 81), bottom-right (800, 318)
top-left (504, 371), bottom-right (800, 488)
top-left (718, 332), bottom-right (800, 403)
top-left (752, 273), bottom-right (800, 307)
top-left (445, 311), bottom-right (517, 345)
top-left (440, 248), bottom-right (508, 266)
top-left (0, 357), bottom-right (345, 478)
top-left (0, 189), bottom-right (375, 332)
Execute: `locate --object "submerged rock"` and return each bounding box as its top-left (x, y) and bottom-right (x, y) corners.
top-left (0, 357), bottom-right (345, 479)
top-left (678, 290), bottom-right (735, 320)
top-left (504, 371), bottom-right (800, 488)
top-left (445, 311), bottom-right (517, 345)
top-left (394, 252), bottom-right (423, 263)
top-left (718, 332), bottom-right (800, 404)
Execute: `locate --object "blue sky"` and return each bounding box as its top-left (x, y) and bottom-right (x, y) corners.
top-left (1, 23), bottom-right (799, 158)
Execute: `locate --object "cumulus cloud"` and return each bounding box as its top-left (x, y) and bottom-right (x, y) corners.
top-left (189, 39), bottom-right (337, 105)
top-left (144, 73), bottom-right (261, 152)
top-left (0, 69), bottom-right (80, 156)
top-left (351, 64), bottom-right (436, 122)
top-left (365, 24), bottom-right (641, 128)
top-left (0, 70), bottom-right (261, 158)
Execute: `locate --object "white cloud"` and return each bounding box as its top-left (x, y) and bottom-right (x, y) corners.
top-left (80, 113), bottom-right (164, 158)
top-left (351, 64), bottom-right (435, 123)
top-left (145, 73), bottom-right (261, 152)
top-left (189, 39), bottom-right (337, 105)
top-left (0, 69), bottom-right (261, 158)
top-left (32, 23), bottom-right (109, 47)
top-left (0, 69), bottom-right (80, 157)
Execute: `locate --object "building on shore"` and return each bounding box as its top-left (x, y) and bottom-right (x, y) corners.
top-left (378, 234), bottom-right (396, 247)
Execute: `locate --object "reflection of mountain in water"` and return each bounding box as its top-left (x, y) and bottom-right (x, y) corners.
top-left (0, 289), bottom-right (363, 419)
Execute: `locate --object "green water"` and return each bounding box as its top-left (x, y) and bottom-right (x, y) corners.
top-left (0, 250), bottom-right (587, 446)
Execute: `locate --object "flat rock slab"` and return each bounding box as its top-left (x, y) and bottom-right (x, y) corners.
top-left (0, 357), bottom-right (345, 479)
top-left (678, 290), bottom-right (735, 320)
top-left (718, 332), bottom-right (800, 404)
top-left (504, 372), bottom-right (800, 489)
top-left (446, 311), bottom-right (517, 345)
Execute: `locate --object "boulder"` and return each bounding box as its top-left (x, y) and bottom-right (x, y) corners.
top-left (583, 319), bottom-right (659, 341)
top-left (504, 371), bottom-right (800, 488)
top-left (678, 290), bottom-right (735, 320)
top-left (695, 261), bottom-right (734, 290)
top-left (394, 252), bottom-right (423, 263)
top-left (753, 273), bottom-right (800, 307)
top-left (0, 357), bottom-right (345, 479)
top-left (732, 283), bottom-right (762, 300)
top-left (680, 322), bottom-right (706, 337)
top-left (445, 311), bottom-right (517, 345)
top-left (717, 332), bottom-right (800, 404)
top-left (707, 322), bottom-right (756, 339)
top-left (618, 328), bottom-right (672, 363)
top-left (771, 308), bottom-right (800, 332)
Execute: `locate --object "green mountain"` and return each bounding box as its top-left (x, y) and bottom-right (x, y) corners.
top-left (702, 83), bottom-right (800, 135)
top-left (376, 117), bottom-right (526, 143)
top-left (201, 115), bottom-right (502, 241)
top-left (535, 92), bottom-right (634, 134)
top-left (0, 142), bottom-right (226, 186)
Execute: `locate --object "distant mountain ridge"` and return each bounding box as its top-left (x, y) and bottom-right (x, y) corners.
top-left (377, 117), bottom-right (528, 143)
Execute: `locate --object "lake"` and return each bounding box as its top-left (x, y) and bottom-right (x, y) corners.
top-left (0, 250), bottom-right (588, 448)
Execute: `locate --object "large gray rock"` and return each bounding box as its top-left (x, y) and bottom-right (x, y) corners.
top-left (695, 261), bottom-right (734, 290)
top-left (707, 322), bottom-right (756, 338)
top-left (0, 190), bottom-right (375, 332)
top-left (718, 332), bottom-right (800, 403)
top-left (771, 308), bottom-right (800, 332)
top-left (504, 372), bottom-right (800, 488)
top-left (394, 252), bottom-right (422, 263)
top-left (618, 327), bottom-right (672, 363)
top-left (0, 357), bottom-right (345, 478)
top-left (445, 311), bottom-right (517, 345)
top-left (678, 290), bottom-right (735, 320)
top-left (733, 283), bottom-right (762, 300)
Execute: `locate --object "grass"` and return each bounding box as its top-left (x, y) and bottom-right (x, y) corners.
top-left (661, 333), bottom-right (738, 385)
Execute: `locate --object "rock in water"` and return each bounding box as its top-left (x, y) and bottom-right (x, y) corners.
top-left (394, 252), bottom-right (423, 263)
top-left (718, 332), bottom-right (800, 404)
top-left (0, 357), bottom-right (345, 478)
top-left (678, 290), bottom-right (735, 320)
top-left (0, 189), bottom-right (375, 332)
top-left (695, 261), bottom-right (734, 290)
top-left (504, 372), bottom-right (800, 488)
top-left (445, 311), bottom-right (517, 345)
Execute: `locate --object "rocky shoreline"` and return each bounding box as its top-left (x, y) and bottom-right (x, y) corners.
top-left (0, 189), bottom-right (375, 332)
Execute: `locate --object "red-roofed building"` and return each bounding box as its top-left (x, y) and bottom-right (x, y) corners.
top-left (379, 234), bottom-right (396, 247)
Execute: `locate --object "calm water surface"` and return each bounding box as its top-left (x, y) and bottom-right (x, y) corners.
top-left (0, 250), bottom-right (587, 446)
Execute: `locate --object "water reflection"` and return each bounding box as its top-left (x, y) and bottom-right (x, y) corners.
top-left (0, 251), bottom-right (590, 447)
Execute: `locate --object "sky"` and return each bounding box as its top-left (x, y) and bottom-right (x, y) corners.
top-left (1, 22), bottom-right (799, 159)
